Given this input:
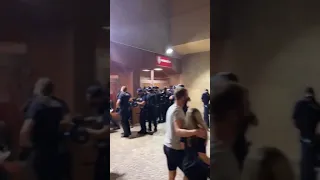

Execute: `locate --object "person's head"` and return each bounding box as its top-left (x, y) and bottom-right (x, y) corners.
top-left (305, 86), bottom-right (315, 98)
top-left (121, 86), bottom-right (127, 92)
top-left (86, 85), bottom-right (106, 106)
top-left (185, 108), bottom-right (208, 133)
top-left (137, 89), bottom-right (143, 96)
top-left (174, 87), bottom-right (189, 105)
top-left (33, 77), bottom-right (54, 96)
top-left (245, 147), bottom-right (294, 180)
top-left (211, 82), bottom-right (249, 129)
top-left (212, 72), bottom-right (239, 95)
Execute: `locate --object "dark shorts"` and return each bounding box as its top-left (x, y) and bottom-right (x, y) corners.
top-left (184, 161), bottom-right (209, 180)
top-left (163, 145), bottom-right (184, 171)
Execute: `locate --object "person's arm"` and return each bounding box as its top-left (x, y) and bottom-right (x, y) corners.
top-left (20, 103), bottom-right (38, 148)
top-left (116, 99), bottom-right (120, 109)
top-left (174, 119), bottom-right (197, 137)
top-left (197, 138), bottom-right (210, 165)
top-left (173, 110), bottom-right (205, 138)
top-left (137, 100), bottom-right (146, 106)
top-left (201, 94), bottom-right (205, 103)
top-left (86, 125), bottom-right (109, 139)
top-left (86, 113), bottom-right (109, 139)
top-left (20, 119), bottom-right (34, 148)
top-left (59, 101), bottom-right (74, 131)
top-left (293, 101), bottom-right (303, 129)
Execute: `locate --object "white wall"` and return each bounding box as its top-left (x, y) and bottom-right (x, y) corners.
top-left (180, 52), bottom-right (210, 113)
top-left (215, 0), bottom-right (320, 162)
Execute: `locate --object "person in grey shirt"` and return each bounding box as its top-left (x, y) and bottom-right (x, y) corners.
top-left (210, 82), bottom-right (249, 180)
top-left (163, 87), bottom-right (206, 180)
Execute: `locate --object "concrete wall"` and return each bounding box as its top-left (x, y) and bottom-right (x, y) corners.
top-left (214, 0), bottom-right (320, 163)
top-left (169, 0), bottom-right (210, 45)
top-left (110, 0), bottom-right (170, 55)
top-left (180, 52), bottom-right (210, 113)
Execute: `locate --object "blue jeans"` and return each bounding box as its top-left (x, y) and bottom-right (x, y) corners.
top-left (300, 141), bottom-right (316, 180)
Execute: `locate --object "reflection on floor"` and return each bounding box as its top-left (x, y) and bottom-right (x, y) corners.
top-left (110, 123), bottom-right (210, 180)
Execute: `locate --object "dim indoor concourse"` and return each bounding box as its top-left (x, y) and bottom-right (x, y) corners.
top-left (109, 41), bottom-right (210, 180)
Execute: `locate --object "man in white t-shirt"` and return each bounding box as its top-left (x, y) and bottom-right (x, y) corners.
top-left (163, 87), bottom-right (206, 180)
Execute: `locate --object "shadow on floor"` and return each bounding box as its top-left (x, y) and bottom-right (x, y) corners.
top-left (110, 172), bottom-right (125, 180)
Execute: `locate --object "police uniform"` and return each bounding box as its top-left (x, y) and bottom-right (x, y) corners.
top-left (293, 96), bottom-right (320, 180)
top-left (154, 89), bottom-right (162, 123)
top-left (201, 90), bottom-right (210, 127)
top-left (118, 91), bottom-right (131, 137)
top-left (25, 96), bottom-right (67, 180)
top-left (137, 90), bottom-right (148, 134)
top-left (146, 89), bottom-right (157, 132)
top-left (160, 89), bottom-right (169, 123)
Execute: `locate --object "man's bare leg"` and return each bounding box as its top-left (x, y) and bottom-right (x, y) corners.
top-left (169, 170), bottom-right (176, 180)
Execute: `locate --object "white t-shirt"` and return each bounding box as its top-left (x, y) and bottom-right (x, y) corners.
top-left (211, 140), bottom-right (241, 180)
top-left (164, 104), bottom-right (185, 150)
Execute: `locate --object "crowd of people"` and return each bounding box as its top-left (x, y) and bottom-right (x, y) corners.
top-left (160, 72), bottom-right (297, 180)
top-left (0, 78), bottom-right (109, 180)
top-left (111, 85), bottom-right (210, 138)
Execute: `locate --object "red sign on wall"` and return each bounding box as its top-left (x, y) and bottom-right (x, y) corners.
top-left (156, 56), bottom-right (172, 68)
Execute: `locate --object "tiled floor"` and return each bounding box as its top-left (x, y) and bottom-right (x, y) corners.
top-left (110, 123), bottom-right (210, 180)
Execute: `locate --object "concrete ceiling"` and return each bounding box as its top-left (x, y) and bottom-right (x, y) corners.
top-left (172, 38), bottom-right (210, 55)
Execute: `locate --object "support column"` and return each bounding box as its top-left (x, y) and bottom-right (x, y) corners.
top-left (27, 26), bottom-right (96, 114)
top-left (73, 23), bottom-right (97, 114)
top-left (130, 70), bottom-right (140, 97)
top-left (151, 70), bottom-right (155, 86)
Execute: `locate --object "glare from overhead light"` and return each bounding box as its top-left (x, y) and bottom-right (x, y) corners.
top-left (102, 26), bottom-right (110, 30)
top-left (166, 48), bottom-right (173, 55)
top-left (154, 68), bottom-right (163, 71)
top-left (142, 69), bottom-right (150, 72)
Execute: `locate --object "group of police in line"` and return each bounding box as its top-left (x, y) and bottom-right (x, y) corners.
top-left (113, 85), bottom-right (210, 138)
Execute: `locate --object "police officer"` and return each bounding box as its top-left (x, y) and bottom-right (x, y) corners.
top-left (168, 87), bottom-right (175, 106)
top-left (153, 87), bottom-right (162, 123)
top-left (136, 89), bottom-right (148, 135)
top-left (116, 86), bottom-right (132, 138)
top-left (20, 78), bottom-right (71, 180)
top-left (160, 87), bottom-right (169, 123)
top-left (293, 87), bottom-right (320, 180)
top-left (146, 88), bottom-right (157, 132)
top-left (201, 89), bottom-right (210, 127)
top-left (85, 85), bottom-right (110, 180)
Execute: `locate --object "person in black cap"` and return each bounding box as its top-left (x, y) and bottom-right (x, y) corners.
top-left (136, 88), bottom-right (148, 135)
top-left (201, 89), bottom-right (210, 127)
top-left (116, 86), bottom-right (132, 138)
top-left (293, 87), bottom-right (320, 180)
top-left (160, 87), bottom-right (170, 123)
top-left (145, 87), bottom-right (157, 132)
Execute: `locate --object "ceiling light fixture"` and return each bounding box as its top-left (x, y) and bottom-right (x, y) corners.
top-left (154, 68), bottom-right (163, 71)
top-left (142, 69), bottom-right (150, 72)
top-left (166, 48), bottom-right (173, 55)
